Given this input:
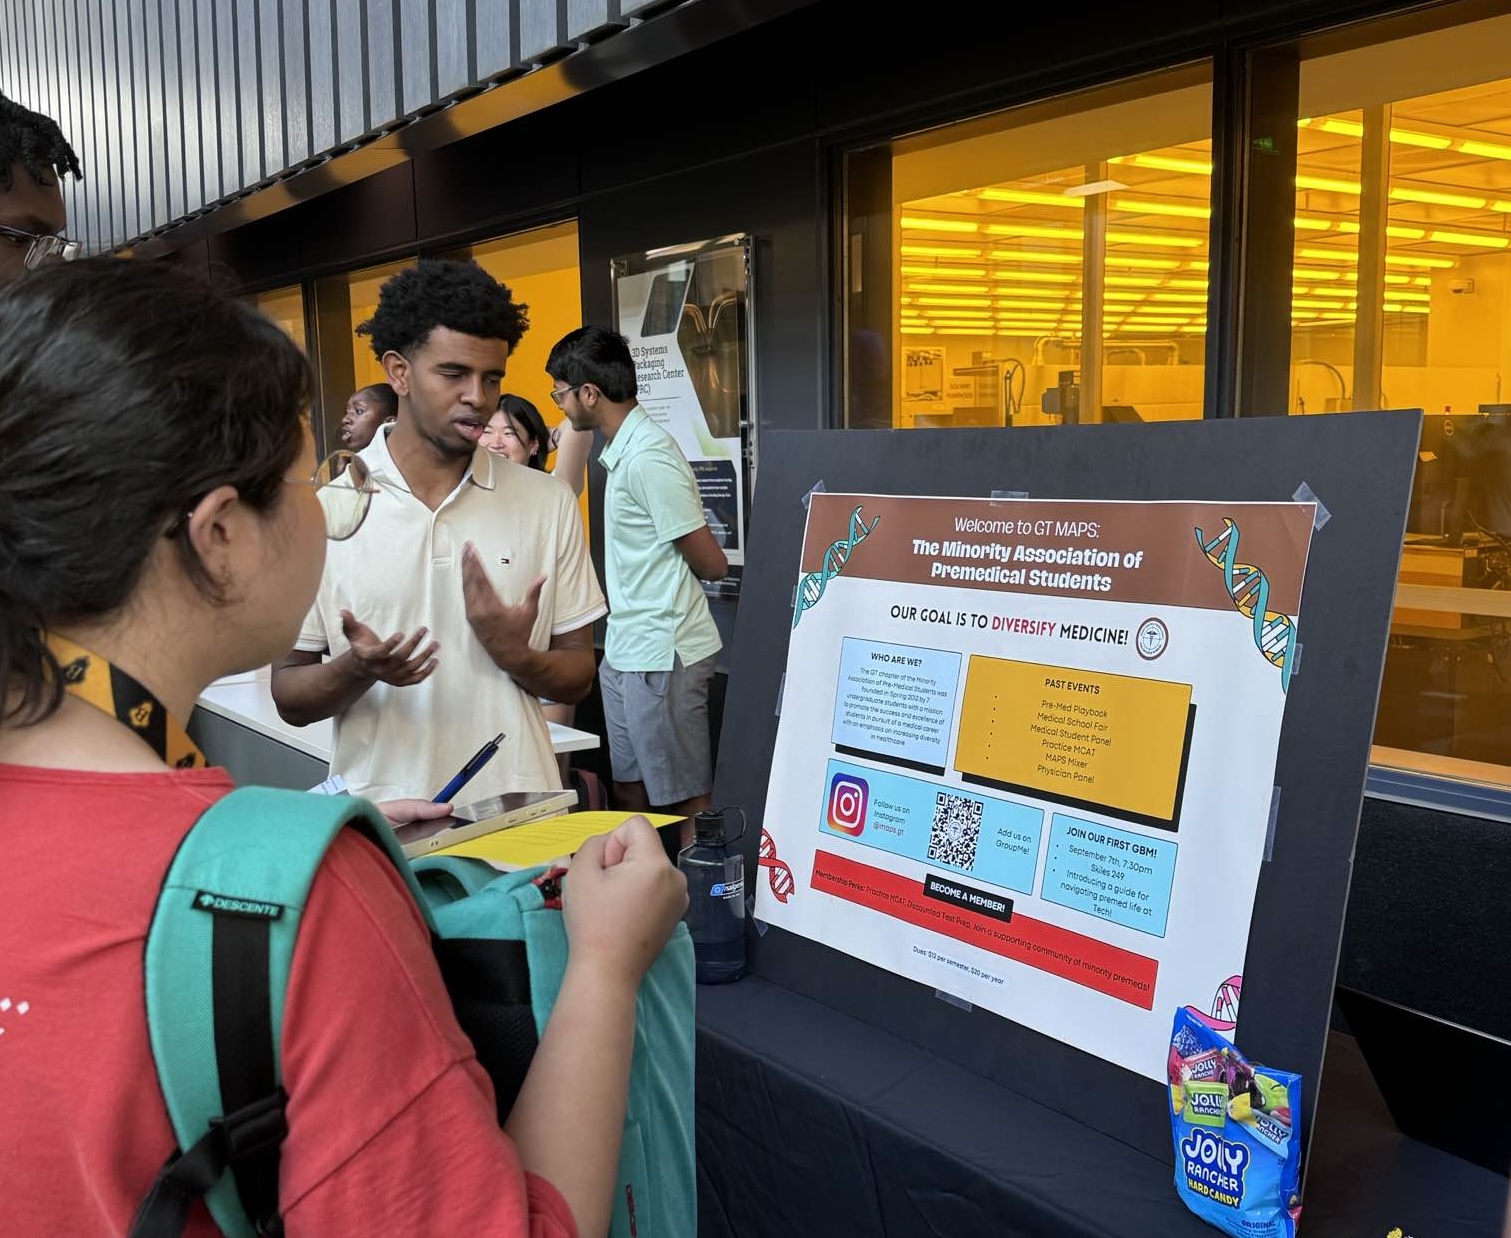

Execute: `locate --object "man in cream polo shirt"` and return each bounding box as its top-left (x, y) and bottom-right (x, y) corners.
top-left (272, 261), bottom-right (606, 802)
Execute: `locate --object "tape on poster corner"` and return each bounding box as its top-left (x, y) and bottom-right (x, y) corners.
top-left (775, 672), bottom-right (786, 718)
top-left (1293, 481), bottom-right (1332, 530)
top-left (1291, 642), bottom-right (1303, 678)
top-left (802, 480), bottom-right (827, 510)
top-left (935, 989), bottom-right (973, 1012)
top-left (1263, 786), bottom-right (1282, 862)
top-left (990, 489), bottom-right (1030, 503)
top-left (748, 896), bottom-right (769, 937)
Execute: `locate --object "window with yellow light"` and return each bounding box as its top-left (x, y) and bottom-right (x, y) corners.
top-left (251, 284), bottom-right (307, 353)
top-left (843, 64), bottom-right (1213, 430)
top-left (1285, 13), bottom-right (1511, 786)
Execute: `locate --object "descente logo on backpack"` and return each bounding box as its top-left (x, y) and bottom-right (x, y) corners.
top-left (192, 890), bottom-right (284, 919)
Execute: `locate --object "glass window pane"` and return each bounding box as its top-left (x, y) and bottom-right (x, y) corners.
top-left (1295, 12), bottom-right (1511, 786)
top-left (251, 284), bottom-right (306, 353)
top-left (345, 258), bottom-right (417, 392)
top-left (843, 65), bottom-right (1212, 430)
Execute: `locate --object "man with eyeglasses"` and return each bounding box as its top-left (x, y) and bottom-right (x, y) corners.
top-left (546, 326), bottom-right (728, 844)
top-left (0, 92), bottom-right (82, 289)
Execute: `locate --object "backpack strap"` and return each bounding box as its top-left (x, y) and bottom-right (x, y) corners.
top-left (131, 787), bottom-right (427, 1238)
top-left (410, 854), bottom-right (502, 908)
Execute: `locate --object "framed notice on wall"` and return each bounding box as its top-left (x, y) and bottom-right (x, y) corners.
top-left (611, 234), bottom-right (755, 600)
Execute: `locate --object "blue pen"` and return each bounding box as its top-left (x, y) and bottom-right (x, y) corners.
top-left (432, 733), bottom-right (505, 804)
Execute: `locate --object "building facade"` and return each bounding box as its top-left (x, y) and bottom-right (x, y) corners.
top-left (5, 0), bottom-right (1510, 1033)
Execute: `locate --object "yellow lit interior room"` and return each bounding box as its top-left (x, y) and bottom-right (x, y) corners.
top-left (345, 258), bottom-right (417, 391)
top-left (252, 284), bottom-right (308, 352)
top-left (886, 67), bottom-right (1213, 429)
top-left (1294, 15), bottom-right (1511, 782)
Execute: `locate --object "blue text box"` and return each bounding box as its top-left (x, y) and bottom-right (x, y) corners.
top-left (1040, 814), bottom-right (1178, 937)
top-left (831, 638), bottom-right (962, 770)
top-left (820, 759), bottom-right (1043, 894)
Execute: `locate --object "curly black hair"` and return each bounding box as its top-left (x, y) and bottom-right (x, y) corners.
top-left (0, 91), bottom-right (83, 192)
top-left (356, 258), bottom-right (530, 359)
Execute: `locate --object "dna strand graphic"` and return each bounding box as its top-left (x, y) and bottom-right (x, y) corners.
top-left (792, 505), bottom-right (880, 629)
top-left (1184, 975), bottom-right (1242, 1033)
top-left (758, 829), bottom-right (795, 903)
top-left (1194, 518), bottom-right (1298, 692)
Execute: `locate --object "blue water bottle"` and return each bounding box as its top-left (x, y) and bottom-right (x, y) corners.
top-left (678, 808), bottom-right (748, 985)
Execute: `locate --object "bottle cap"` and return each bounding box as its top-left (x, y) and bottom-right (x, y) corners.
top-left (694, 810), bottom-right (725, 844)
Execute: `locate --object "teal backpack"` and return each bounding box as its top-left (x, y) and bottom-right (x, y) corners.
top-left (128, 787), bottom-right (696, 1238)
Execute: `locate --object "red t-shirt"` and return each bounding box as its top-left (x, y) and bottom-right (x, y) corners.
top-left (0, 763), bottom-right (578, 1238)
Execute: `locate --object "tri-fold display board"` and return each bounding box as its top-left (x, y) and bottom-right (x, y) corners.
top-left (715, 412), bottom-right (1421, 1166)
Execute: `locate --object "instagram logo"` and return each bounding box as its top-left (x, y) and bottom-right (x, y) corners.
top-left (827, 773), bottom-right (869, 836)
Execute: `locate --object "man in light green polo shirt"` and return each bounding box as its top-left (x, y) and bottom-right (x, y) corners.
top-left (547, 326), bottom-right (728, 839)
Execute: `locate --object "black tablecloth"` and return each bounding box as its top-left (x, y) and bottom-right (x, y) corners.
top-left (695, 977), bottom-right (1507, 1238)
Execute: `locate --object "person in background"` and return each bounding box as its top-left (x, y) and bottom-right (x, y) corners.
top-left (547, 326), bottom-right (728, 843)
top-left (550, 419), bottom-right (595, 497)
top-left (483, 393), bottom-right (553, 472)
top-left (483, 392), bottom-right (593, 498)
top-left (340, 381), bottom-right (398, 451)
top-left (0, 257), bottom-right (687, 1238)
top-left (0, 91), bottom-right (82, 289)
top-left (272, 260), bottom-right (608, 802)
top-left (481, 393), bottom-right (596, 781)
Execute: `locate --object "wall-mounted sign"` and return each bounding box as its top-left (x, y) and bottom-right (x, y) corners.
top-left (611, 234), bottom-right (755, 600)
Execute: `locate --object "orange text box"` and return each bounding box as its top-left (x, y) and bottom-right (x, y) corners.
top-left (954, 657), bottom-right (1191, 823)
top-left (811, 850), bottom-right (1157, 1007)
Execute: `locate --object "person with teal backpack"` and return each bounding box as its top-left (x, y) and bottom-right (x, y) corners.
top-left (131, 787), bottom-right (696, 1238)
top-left (0, 258), bottom-right (692, 1238)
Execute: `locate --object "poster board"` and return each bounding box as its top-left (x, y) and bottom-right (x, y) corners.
top-left (611, 234), bottom-right (754, 600)
top-left (762, 494), bottom-right (1313, 1082)
top-left (714, 412), bottom-right (1421, 1164)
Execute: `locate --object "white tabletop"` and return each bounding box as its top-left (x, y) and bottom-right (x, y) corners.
top-left (194, 668), bottom-right (600, 764)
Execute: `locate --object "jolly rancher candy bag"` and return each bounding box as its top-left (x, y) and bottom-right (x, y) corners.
top-left (1169, 1007), bottom-right (1303, 1238)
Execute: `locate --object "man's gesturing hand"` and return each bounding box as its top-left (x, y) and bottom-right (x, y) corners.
top-left (340, 610), bottom-right (439, 686)
top-left (461, 541), bottom-right (545, 672)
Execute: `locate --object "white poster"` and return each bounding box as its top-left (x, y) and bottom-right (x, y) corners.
top-left (757, 493), bottom-right (1315, 1081)
top-left (613, 238), bottom-right (751, 592)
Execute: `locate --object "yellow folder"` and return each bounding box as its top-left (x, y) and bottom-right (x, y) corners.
top-left (434, 810), bottom-right (684, 869)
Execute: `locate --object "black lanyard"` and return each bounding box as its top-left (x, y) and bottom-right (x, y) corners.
top-left (47, 634), bottom-right (208, 769)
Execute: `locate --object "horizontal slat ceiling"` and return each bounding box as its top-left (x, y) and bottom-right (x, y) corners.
top-left (0, 0), bottom-right (674, 252)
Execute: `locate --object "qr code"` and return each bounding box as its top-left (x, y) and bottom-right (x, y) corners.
top-left (927, 792), bottom-right (984, 871)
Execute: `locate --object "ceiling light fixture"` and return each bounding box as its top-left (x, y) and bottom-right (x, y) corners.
top-left (900, 216), bottom-right (980, 233)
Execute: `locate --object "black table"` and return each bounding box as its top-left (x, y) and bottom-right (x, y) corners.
top-left (696, 977), bottom-right (1508, 1238)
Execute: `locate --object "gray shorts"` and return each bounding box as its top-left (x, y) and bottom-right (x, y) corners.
top-left (599, 652), bottom-right (716, 806)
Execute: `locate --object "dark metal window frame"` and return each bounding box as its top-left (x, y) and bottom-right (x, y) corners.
top-left (822, 0), bottom-right (1511, 819)
top-left (824, 0), bottom-right (1507, 430)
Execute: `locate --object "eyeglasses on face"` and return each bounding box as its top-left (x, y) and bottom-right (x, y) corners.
top-left (0, 224), bottom-right (83, 270)
top-left (303, 450), bottom-right (381, 540)
top-left (167, 451), bottom-right (382, 544)
top-left (549, 384), bottom-right (583, 407)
